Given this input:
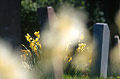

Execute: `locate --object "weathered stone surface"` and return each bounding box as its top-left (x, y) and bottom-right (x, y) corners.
top-left (37, 7), bottom-right (63, 79)
top-left (93, 23), bottom-right (110, 77)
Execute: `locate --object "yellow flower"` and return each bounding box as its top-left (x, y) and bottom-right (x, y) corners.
top-left (34, 31), bottom-right (40, 38)
top-left (21, 49), bottom-right (30, 54)
top-left (35, 38), bottom-right (39, 42)
top-left (23, 31), bottom-right (42, 57)
top-left (25, 33), bottom-right (32, 42)
top-left (78, 43), bottom-right (86, 48)
top-left (29, 40), bottom-right (35, 48)
top-left (80, 34), bottom-right (84, 40)
top-left (77, 43), bottom-right (86, 52)
top-left (68, 57), bottom-right (72, 62)
top-left (33, 46), bottom-right (37, 53)
top-left (117, 76), bottom-right (120, 79)
top-left (36, 42), bottom-right (42, 49)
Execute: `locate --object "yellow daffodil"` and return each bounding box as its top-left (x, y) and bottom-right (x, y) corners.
top-left (33, 46), bottom-right (37, 53)
top-left (68, 57), bottom-right (72, 62)
top-left (36, 42), bottom-right (42, 49)
top-left (34, 31), bottom-right (40, 38)
top-left (78, 43), bottom-right (86, 48)
top-left (117, 76), bottom-right (120, 79)
top-left (77, 43), bottom-right (86, 52)
top-left (21, 31), bottom-right (43, 71)
top-left (29, 41), bottom-right (35, 48)
top-left (80, 34), bottom-right (84, 40)
top-left (35, 38), bottom-right (39, 42)
top-left (21, 49), bottom-right (30, 54)
top-left (25, 33), bottom-right (32, 42)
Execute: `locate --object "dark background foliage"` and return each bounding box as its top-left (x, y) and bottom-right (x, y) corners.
top-left (21, 0), bottom-right (105, 33)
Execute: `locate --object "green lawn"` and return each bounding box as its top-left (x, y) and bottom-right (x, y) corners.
top-left (64, 75), bottom-right (117, 79)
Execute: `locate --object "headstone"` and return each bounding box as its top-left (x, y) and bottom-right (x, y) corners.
top-left (92, 23), bottom-right (110, 77)
top-left (114, 35), bottom-right (120, 55)
top-left (37, 7), bottom-right (48, 33)
top-left (112, 35), bottom-right (120, 75)
top-left (0, 0), bottom-right (21, 48)
top-left (114, 35), bottom-right (120, 44)
top-left (37, 6), bottom-right (57, 32)
top-left (37, 7), bottom-right (63, 79)
top-left (47, 7), bottom-right (57, 26)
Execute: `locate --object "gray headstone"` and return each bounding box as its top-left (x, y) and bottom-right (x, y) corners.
top-left (114, 35), bottom-right (120, 44)
top-left (112, 35), bottom-right (120, 75)
top-left (92, 23), bottom-right (110, 77)
top-left (0, 0), bottom-right (20, 48)
top-left (114, 35), bottom-right (120, 55)
top-left (37, 7), bottom-right (63, 79)
top-left (37, 6), bottom-right (57, 32)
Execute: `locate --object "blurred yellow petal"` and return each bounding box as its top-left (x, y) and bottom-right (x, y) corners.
top-left (25, 33), bottom-right (32, 42)
top-left (29, 42), bottom-right (35, 48)
top-left (80, 34), bottom-right (84, 40)
top-left (117, 76), bottom-right (120, 79)
top-left (36, 42), bottom-right (42, 49)
top-left (68, 57), bottom-right (72, 62)
top-left (35, 38), bottom-right (39, 42)
top-left (34, 31), bottom-right (40, 38)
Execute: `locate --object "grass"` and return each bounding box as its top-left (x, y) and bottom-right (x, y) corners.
top-left (64, 75), bottom-right (117, 79)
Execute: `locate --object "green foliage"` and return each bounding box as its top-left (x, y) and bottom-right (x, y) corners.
top-left (91, 1), bottom-right (105, 23)
top-left (21, 0), bottom-right (105, 33)
top-left (64, 74), bottom-right (116, 79)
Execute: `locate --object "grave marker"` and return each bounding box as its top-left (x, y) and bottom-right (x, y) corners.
top-left (37, 7), bottom-right (63, 79)
top-left (114, 35), bottom-right (120, 44)
top-left (37, 7), bottom-right (48, 33)
top-left (93, 23), bottom-right (110, 77)
top-left (114, 35), bottom-right (120, 55)
top-left (0, 0), bottom-right (21, 48)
